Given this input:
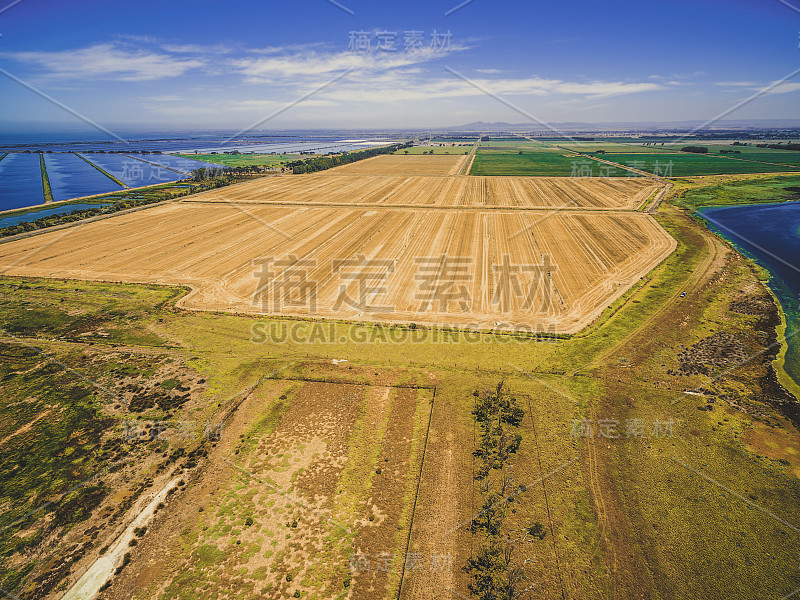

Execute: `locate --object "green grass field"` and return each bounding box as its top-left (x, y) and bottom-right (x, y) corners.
top-left (176, 153), bottom-right (299, 167)
top-left (672, 173), bottom-right (800, 211)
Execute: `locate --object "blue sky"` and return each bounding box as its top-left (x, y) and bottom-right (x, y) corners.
top-left (0, 0), bottom-right (799, 130)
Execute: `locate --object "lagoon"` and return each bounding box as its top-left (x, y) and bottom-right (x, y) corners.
top-left (699, 201), bottom-right (800, 385)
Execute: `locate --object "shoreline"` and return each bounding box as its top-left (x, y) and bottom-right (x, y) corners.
top-left (695, 202), bottom-right (800, 398)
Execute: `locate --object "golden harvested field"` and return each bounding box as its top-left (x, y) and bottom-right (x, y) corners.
top-left (0, 199), bottom-right (675, 334)
top-left (321, 154), bottom-right (468, 175)
top-left (182, 173), bottom-right (659, 210)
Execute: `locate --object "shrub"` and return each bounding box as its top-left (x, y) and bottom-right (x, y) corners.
top-left (681, 146), bottom-right (708, 154)
top-left (527, 521), bottom-right (547, 540)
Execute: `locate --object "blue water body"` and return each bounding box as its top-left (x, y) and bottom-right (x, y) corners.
top-left (133, 154), bottom-right (223, 174)
top-left (77, 154), bottom-right (183, 187)
top-left (698, 201), bottom-right (800, 385)
top-left (0, 153), bottom-right (45, 210)
top-left (0, 130), bottom-right (393, 154)
top-left (44, 153), bottom-right (124, 202)
top-left (182, 141), bottom-right (388, 154)
top-left (0, 202), bottom-right (111, 228)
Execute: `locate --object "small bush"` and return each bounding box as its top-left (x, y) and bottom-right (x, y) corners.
top-left (527, 521), bottom-right (546, 540)
top-left (114, 552), bottom-right (132, 575)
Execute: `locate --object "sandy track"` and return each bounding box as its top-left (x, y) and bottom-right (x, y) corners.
top-left (0, 202), bottom-right (675, 334)
top-left (60, 476), bottom-right (182, 600)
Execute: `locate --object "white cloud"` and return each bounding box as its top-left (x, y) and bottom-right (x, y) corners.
top-left (231, 98), bottom-right (337, 110)
top-left (231, 48), bottom-right (463, 83)
top-left (162, 43), bottom-right (232, 55)
top-left (758, 81), bottom-right (800, 95)
top-left (1, 44), bottom-right (204, 81)
top-left (319, 72), bottom-right (663, 104)
top-left (715, 81), bottom-right (760, 87)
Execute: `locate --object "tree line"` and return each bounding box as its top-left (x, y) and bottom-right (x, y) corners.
top-left (286, 143), bottom-right (411, 174)
top-left (756, 143), bottom-right (800, 151)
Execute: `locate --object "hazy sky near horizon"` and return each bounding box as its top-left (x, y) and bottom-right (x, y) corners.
top-left (0, 0), bottom-right (799, 131)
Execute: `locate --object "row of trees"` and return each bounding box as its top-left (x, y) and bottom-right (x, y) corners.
top-left (756, 143), bottom-right (800, 151)
top-left (465, 383), bottom-right (537, 600)
top-left (2, 170), bottom-right (265, 238)
top-left (0, 191), bottom-right (179, 238)
top-left (286, 142), bottom-right (411, 174)
top-left (189, 167), bottom-right (271, 182)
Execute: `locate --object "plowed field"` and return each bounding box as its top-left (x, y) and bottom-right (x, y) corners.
top-left (182, 174), bottom-right (658, 210)
top-left (0, 197), bottom-right (675, 333)
top-left (320, 154), bottom-right (467, 175)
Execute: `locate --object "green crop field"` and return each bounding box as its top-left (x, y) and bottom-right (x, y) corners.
top-left (392, 146), bottom-right (471, 154)
top-left (675, 146), bottom-right (800, 167)
top-left (470, 146), bottom-right (635, 176)
top-left (599, 152), bottom-right (800, 177)
top-left (429, 137), bottom-right (479, 143)
top-left (557, 141), bottom-right (681, 154)
top-left (175, 153), bottom-right (299, 167)
top-left (476, 140), bottom-right (545, 148)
